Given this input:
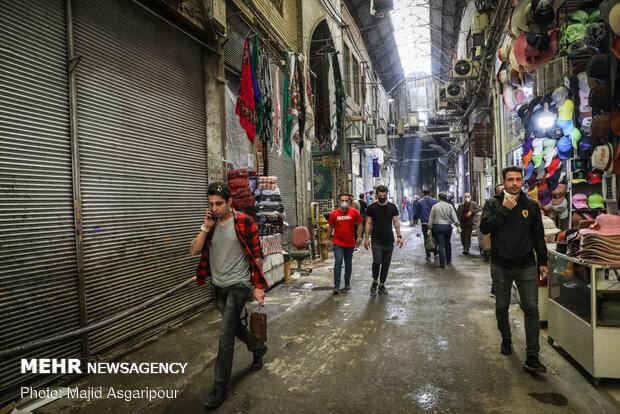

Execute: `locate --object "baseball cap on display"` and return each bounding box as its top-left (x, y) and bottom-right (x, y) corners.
top-left (557, 136), bottom-right (573, 159)
top-left (572, 193), bottom-right (589, 209)
top-left (589, 84), bottom-right (610, 111)
top-left (547, 167), bottom-right (564, 191)
top-left (537, 175), bottom-right (548, 191)
top-left (571, 10), bottom-right (589, 24)
top-left (546, 157), bottom-right (561, 176)
top-left (577, 136), bottom-right (594, 159)
top-left (542, 138), bottom-right (557, 152)
top-left (564, 23), bottom-right (586, 44)
top-left (587, 193), bottom-right (605, 209)
top-left (572, 158), bottom-right (588, 172)
top-left (539, 187), bottom-right (552, 206)
top-left (522, 138), bottom-right (534, 154)
top-left (587, 54), bottom-right (609, 84)
top-left (578, 102), bottom-right (592, 120)
top-left (526, 171), bottom-right (538, 189)
top-left (528, 185), bottom-right (539, 200)
top-left (611, 3), bottom-right (620, 36)
top-left (543, 146), bottom-right (558, 167)
top-left (591, 143), bottom-right (614, 174)
top-left (536, 165), bottom-right (546, 179)
top-left (572, 170), bottom-right (587, 184)
top-left (585, 22), bottom-right (608, 53)
top-left (615, 142), bottom-right (620, 176)
top-left (569, 127), bottom-right (582, 149)
top-left (524, 162), bottom-right (535, 180)
top-left (591, 114), bottom-right (610, 142)
top-left (532, 138), bottom-right (545, 155)
top-left (557, 99), bottom-right (574, 120)
top-left (587, 171), bottom-right (603, 184)
top-left (552, 86), bottom-right (569, 106)
top-left (611, 105), bottom-right (620, 136)
top-left (532, 0), bottom-right (555, 24)
top-left (578, 71), bottom-right (590, 92)
top-left (531, 152), bottom-right (544, 168)
top-left (578, 89), bottom-right (590, 107)
top-left (551, 183), bottom-right (566, 205)
top-left (552, 198), bottom-right (569, 219)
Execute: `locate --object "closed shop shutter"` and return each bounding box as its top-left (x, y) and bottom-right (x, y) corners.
top-left (267, 152), bottom-right (298, 249)
top-left (0, 0), bottom-right (82, 401)
top-left (72, 0), bottom-right (211, 353)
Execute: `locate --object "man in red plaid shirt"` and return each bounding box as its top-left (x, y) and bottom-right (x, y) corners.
top-left (191, 182), bottom-right (268, 409)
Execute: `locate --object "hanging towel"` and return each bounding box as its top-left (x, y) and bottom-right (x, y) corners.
top-left (299, 54), bottom-right (315, 147)
top-left (327, 57), bottom-right (337, 150)
top-left (272, 63), bottom-right (282, 155)
top-left (284, 52), bottom-right (299, 157)
top-left (373, 157), bottom-right (380, 177)
top-left (315, 55), bottom-right (330, 149)
top-left (236, 38), bottom-right (256, 143)
top-left (368, 156), bottom-right (374, 174)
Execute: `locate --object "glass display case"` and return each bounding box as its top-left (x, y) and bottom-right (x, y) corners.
top-left (547, 251), bottom-right (620, 385)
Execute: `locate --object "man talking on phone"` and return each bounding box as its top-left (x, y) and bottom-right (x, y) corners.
top-left (480, 166), bottom-right (549, 374)
top-left (190, 182), bottom-right (268, 409)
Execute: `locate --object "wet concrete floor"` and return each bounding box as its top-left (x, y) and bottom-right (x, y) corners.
top-left (34, 225), bottom-right (620, 413)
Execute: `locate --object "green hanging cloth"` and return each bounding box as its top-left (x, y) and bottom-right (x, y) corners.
top-left (282, 51), bottom-right (292, 157)
top-left (252, 37), bottom-right (264, 139)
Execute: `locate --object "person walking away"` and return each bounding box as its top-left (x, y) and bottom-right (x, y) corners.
top-left (407, 196), bottom-right (416, 226)
top-left (326, 193), bottom-right (363, 294)
top-left (364, 185), bottom-right (403, 296)
top-left (480, 166), bottom-right (549, 374)
top-left (190, 182), bottom-right (268, 409)
top-left (427, 193), bottom-right (461, 268)
top-left (412, 189), bottom-right (438, 260)
top-left (457, 193), bottom-right (480, 255)
top-left (358, 193), bottom-right (368, 238)
top-left (401, 196), bottom-right (409, 222)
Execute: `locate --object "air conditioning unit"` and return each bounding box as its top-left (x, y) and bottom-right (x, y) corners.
top-left (473, 11), bottom-right (489, 35)
top-left (438, 86), bottom-right (448, 109)
top-left (446, 83), bottom-right (464, 101)
top-left (204, 0), bottom-right (226, 35)
top-left (452, 59), bottom-right (480, 80)
top-left (345, 119), bottom-right (364, 141)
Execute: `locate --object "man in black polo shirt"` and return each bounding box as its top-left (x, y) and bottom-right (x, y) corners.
top-left (364, 185), bottom-right (403, 295)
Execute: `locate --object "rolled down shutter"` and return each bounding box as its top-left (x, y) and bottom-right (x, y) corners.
top-left (72, 0), bottom-right (211, 354)
top-left (0, 0), bottom-right (82, 401)
top-left (267, 152), bottom-right (298, 249)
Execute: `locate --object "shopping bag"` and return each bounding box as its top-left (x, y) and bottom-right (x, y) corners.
top-left (425, 234), bottom-right (437, 251)
top-left (250, 307), bottom-right (267, 345)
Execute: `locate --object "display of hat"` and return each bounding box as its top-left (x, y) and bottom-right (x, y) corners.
top-left (572, 158), bottom-right (588, 172)
top-left (528, 185), bottom-right (539, 200)
top-left (545, 157), bottom-right (561, 175)
top-left (503, 87), bottom-right (523, 111)
top-left (569, 127), bottom-right (582, 149)
top-left (557, 99), bottom-right (574, 120)
top-left (543, 146), bottom-right (558, 167)
top-left (526, 170), bottom-right (538, 189)
top-left (532, 138), bottom-right (545, 155)
top-left (536, 165), bottom-right (546, 179)
top-left (610, 3), bottom-right (620, 37)
top-left (587, 54), bottom-right (610, 84)
top-left (587, 171), bottom-right (603, 184)
top-left (571, 10), bottom-right (589, 24)
top-left (591, 143), bottom-right (614, 174)
top-left (557, 136), bottom-right (573, 159)
top-left (585, 22), bottom-right (608, 53)
top-left (531, 151), bottom-right (544, 168)
top-left (542, 137), bottom-right (556, 151)
top-left (614, 142), bottom-right (620, 176)
top-left (587, 193), bottom-right (605, 209)
top-left (538, 186), bottom-right (552, 206)
top-left (572, 170), bottom-right (587, 183)
top-left (551, 183), bottom-right (566, 205)
top-left (532, 0), bottom-right (555, 24)
top-left (522, 148), bottom-right (533, 167)
top-left (588, 10), bottom-right (601, 23)
top-left (564, 23), bottom-right (587, 44)
top-left (577, 71), bottom-right (590, 92)
top-left (509, 68), bottom-right (523, 87)
top-left (551, 86), bottom-right (569, 107)
top-left (524, 161), bottom-right (535, 180)
top-left (578, 102), bottom-right (592, 119)
top-left (611, 105), bottom-right (620, 136)
top-left (522, 137), bottom-right (534, 154)
top-left (580, 214), bottom-right (620, 236)
top-left (547, 167), bottom-right (564, 191)
top-left (572, 192), bottom-right (589, 209)
top-left (577, 136), bottom-right (594, 159)
top-left (518, 103), bottom-right (529, 120)
top-left (589, 84), bottom-right (610, 111)
top-left (512, 0), bottom-right (534, 33)
top-left (590, 114), bottom-right (610, 142)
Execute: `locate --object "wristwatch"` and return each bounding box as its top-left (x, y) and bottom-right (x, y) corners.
top-left (397, 235), bottom-right (402, 238)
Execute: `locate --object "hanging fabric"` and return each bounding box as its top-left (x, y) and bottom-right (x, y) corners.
top-left (249, 37), bottom-right (263, 141)
top-left (368, 155), bottom-right (374, 174)
top-left (315, 55), bottom-right (330, 149)
top-left (272, 63), bottom-right (282, 155)
top-left (282, 51), bottom-right (291, 155)
top-left (299, 54), bottom-right (315, 148)
top-left (283, 52), bottom-right (300, 157)
top-left (236, 37), bottom-right (256, 143)
top-left (373, 157), bottom-right (380, 177)
top-left (327, 57), bottom-right (337, 150)
top-left (260, 51), bottom-right (272, 143)
top-left (332, 54), bottom-right (346, 145)
top-left (296, 55), bottom-right (305, 151)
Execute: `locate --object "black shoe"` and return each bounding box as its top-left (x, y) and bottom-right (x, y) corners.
top-left (378, 285), bottom-right (388, 295)
top-left (332, 286), bottom-right (340, 295)
top-left (205, 387), bottom-right (228, 409)
top-left (446, 261), bottom-right (451, 265)
top-left (433, 252), bottom-right (438, 257)
top-left (370, 282), bottom-right (378, 296)
top-left (500, 339), bottom-right (512, 355)
top-left (462, 251), bottom-right (469, 255)
top-left (439, 264), bottom-right (445, 268)
top-left (523, 355), bottom-right (547, 373)
top-left (425, 255), bottom-right (431, 261)
top-left (251, 344), bottom-right (268, 371)
top-left (342, 282), bottom-right (351, 291)
top-left (489, 291), bottom-right (496, 298)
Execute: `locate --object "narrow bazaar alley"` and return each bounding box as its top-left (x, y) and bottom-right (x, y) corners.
top-left (30, 228), bottom-right (620, 414)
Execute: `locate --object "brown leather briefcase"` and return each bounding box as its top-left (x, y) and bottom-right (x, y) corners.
top-left (250, 308), bottom-right (267, 345)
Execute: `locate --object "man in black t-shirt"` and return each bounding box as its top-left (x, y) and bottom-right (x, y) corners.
top-left (363, 185), bottom-right (403, 295)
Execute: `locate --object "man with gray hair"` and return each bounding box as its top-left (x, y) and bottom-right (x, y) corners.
top-left (427, 192), bottom-right (461, 268)
top-left (456, 193), bottom-right (480, 255)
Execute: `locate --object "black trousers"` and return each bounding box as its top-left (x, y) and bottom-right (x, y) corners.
top-left (421, 223), bottom-right (437, 257)
top-left (371, 242), bottom-right (394, 283)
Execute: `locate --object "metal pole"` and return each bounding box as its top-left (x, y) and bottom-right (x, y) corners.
top-left (65, 0), bottom-right (89, 359)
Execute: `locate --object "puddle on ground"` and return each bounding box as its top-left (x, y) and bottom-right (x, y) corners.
top-left (528, 393), bottom-right (568, 406)
top-left (407, 384), bottom-right (441, 410)
top-left (385, 305), bottom-right (408, 326)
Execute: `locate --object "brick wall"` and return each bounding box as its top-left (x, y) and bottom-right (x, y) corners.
top-left (232, 0), bottom-right (298, 50)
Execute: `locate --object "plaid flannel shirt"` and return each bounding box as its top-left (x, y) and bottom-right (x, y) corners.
top-left (196, 210), bottom-right (268, 289)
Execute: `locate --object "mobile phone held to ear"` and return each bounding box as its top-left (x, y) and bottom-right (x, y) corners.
top-left (208, 210), bottom-right (217, 221)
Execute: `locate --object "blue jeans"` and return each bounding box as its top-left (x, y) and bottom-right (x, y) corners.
top-left (333, 244), bottom-right (354, 287)
top-left (491, 264), bottom-right (540, 357)
top-left (213, 283), bottom-right (259, 389)
top-left (432, 224), bottom-right (453, 266)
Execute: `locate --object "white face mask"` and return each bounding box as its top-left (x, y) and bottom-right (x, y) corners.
top-left (464, 197), bottom-right (471, 203)
top-left (340, 201), bottom-right (349, 209)
top-left (503, 189), bottom-right (518, 199)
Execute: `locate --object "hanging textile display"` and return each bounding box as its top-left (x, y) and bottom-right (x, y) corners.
top-left (272, 63), bottom-right (282, 155)
top-left (299, 54), bottom-right (315, 147)
top-left (260, 52), bottom-right (273, 144)
top-left (251, 37), bottom-right (264, 140)
top-left (296, 55), bottom-right (306, 151)
top-left (373, 157), bottom-right (380, 177)
top-left (315, 55), bottom-right (331, 150)
top-left (327, 57), bottom-right (338, 150)
top-left (332, 54), bottom-right (346, 145)
top-left (236, 38), bottom-right (256, 143)
top-left (283, 52), bottom-right (300, 157)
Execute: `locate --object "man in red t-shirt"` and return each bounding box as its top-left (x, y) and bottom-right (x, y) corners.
top-left (326, 193), bottom-right (363, 294)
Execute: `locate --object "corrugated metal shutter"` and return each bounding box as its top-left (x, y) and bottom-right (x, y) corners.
top-left (268, 152), bottom-right (297, 249)
top-left (72, 0), bottom-right (211, 354)
top-left (224, 14), bottom-right (247, 75)
top-left (0, 0), bottom-right (82, 400)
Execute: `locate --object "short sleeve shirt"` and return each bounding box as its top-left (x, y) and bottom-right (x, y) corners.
top-left (366, 202), bottom-right (399, 245)
top-left (328, 208), bottom-right (363, 247)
